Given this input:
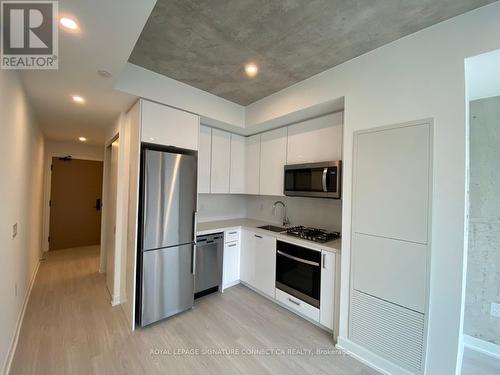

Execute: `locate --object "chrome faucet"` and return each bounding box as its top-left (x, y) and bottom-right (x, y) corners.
top-left (272, 200), bottom-right (290, 226)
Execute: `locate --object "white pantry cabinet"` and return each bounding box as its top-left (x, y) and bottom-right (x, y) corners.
top-left (287, 112), bottom-right (343, 164)
top-left (245, 134), bottom-right (261, 194)
top-left (320, 250), bottom-right (335, 330)
top-left (210, 129), bottom-right (231, 193)
top-left (259, 127), bottom-right (287, 196)
top-left (230, 134), bottom-right (246, 193)
top-left (141, 99), bottom-right (199, 150)
top-left (198, 125), bottom-right (211, 193)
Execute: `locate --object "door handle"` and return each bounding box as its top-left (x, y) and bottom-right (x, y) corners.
top-left (323, 254), bottom-right (326, 269)
top-left (95, 198), bottom-right (101, 211)
top-left (254, 234), bottom-right (263, 239)
top-left (322, 168), bottom-right (328, 192)
top-left (288, 298), bottom-right (301, 306)
top-left (192, 245), bottom-right (197, 275)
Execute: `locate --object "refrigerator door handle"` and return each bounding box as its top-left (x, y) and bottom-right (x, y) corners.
top-left (193, 211), bottom-right (198, 243)
top-left (192, 244), bottom-right (197, 275)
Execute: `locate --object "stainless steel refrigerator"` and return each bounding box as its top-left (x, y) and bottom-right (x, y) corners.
top-left (136, 145), bottom-right (197, 327)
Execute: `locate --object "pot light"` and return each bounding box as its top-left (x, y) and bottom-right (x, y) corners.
top-left (72, 95), bottom-right (85, 104)
top-left (78, 137), bottom-right (87, 142)
top-left (97, 70), bottom-right (112, 78)
top-left (245, 63), bottom-right (258, 77)
top-left (60, 17), bottom-right (79, 31)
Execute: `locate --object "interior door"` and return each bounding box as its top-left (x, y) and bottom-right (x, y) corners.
top-left (106, 140), bottom-right (119, 294)
top-left (49, 157), bottom-right (103, 250)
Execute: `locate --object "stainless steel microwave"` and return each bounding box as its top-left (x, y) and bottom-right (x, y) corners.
top-left (284, 161), bottom-right (341, 199)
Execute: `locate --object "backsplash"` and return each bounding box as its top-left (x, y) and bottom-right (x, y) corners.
top-left (198, 193), bottom-right (342, 232)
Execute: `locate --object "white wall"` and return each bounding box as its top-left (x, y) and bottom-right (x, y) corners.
top-left (244, 4), bottom-right (500, 374)
top-left (41, 140), bottom-right (104, 253)
top-left (0, 70), bottom-right (45, 374)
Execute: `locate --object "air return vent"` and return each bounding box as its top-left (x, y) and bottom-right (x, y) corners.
top-left (350, 290), bottom-right (425, 373)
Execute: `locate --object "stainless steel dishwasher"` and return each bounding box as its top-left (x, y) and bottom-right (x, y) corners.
top-left (194, 233), bottom-right (223, 299)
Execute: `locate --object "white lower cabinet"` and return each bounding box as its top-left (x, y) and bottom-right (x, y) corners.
top-left (223, 240), bottom-right (240, 290)
top-left (240, 230), bottom-right (276, 298)
top-left (276, 288), bottom-right (320, 322)
top-left (320, 250), bottom-right (336, 330)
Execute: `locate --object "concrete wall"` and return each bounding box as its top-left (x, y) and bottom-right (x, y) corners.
top-left (464, 95), bottom-right (500, 345)
top-left (244, 3), bottom-right (500, 374)
top-left (0, 70), bottom-right (45, 374)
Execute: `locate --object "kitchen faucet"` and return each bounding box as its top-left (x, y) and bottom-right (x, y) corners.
top-left (272, 200), bottom-right (290, 226)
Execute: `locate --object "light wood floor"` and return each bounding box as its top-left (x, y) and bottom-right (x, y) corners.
top-left (462, 347), bottom-right (500, 375)
top-left (11, 246), bottom-right (378, 375)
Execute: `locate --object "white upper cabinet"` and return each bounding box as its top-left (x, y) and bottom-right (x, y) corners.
top-left (141, 99), bottom-right (199, 150)
top-left (259, 127), bottom-right (287, 196)
top-left (287, 112), bottom-right (343, 164)
top-left (210, 128), bottom-right (231, 193)
top-left (230, 134), bottom-right (246, 194)
top-left (245, 134), bottom-right (261, 195)
top-left (198, 125), bottom-right (211, 193)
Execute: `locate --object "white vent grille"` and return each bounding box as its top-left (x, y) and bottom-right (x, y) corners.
top-left (350, 289), bottom-right (425, 373)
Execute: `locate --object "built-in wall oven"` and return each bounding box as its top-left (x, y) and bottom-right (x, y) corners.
top-left (284, 161), bottom-right (341, 199)
top-left (275, 240), bottom-right (321, 308)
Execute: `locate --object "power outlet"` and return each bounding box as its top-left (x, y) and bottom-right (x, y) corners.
top-left (12, 223), bottom-right (18, 238)
top-left (491, 302), bottom-right (500, 318)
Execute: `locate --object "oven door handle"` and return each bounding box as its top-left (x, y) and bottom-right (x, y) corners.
top-left (322, 167), bottom-right (328, 192)
top-left (277, 250), bottom-right (320, 267)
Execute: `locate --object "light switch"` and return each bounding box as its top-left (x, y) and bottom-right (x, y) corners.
top-left (12, 223), bottom-right (18, 238)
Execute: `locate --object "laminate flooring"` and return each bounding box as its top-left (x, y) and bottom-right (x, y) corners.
top-left (10, 246), bottom-right (379, 375)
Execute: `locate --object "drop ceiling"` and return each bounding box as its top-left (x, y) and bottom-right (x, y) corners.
top-left (129, 0), bottom-right (496, 106)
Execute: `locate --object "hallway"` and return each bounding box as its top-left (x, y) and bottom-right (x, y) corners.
top-left (10, 247), bottom-right (377, 375)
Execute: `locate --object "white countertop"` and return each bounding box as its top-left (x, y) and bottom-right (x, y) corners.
top-left (197, 218), bottom-right (341, 254)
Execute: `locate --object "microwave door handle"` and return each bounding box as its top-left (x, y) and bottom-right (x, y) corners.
top-left (322, 168), bottom-right (328, 192)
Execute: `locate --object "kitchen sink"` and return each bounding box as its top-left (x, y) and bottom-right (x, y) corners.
top-left (257, 225), bottom-right (287, 233)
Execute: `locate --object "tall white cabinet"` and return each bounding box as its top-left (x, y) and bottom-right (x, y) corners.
top-left (230, 134), bottom-right (246, 193)
top-left (259, 127), bottom-right (287, 196)
top-left (198, 125), bottom-right (212, 193)
top-left (350, 120), bottom-right (432, 374)
top-left (245, 134), bottom-right (261, 195)
top-left (210, 129), bottom-right (231, 193)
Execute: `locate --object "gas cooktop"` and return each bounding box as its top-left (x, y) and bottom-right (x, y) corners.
top-left (285, 226), bottom-right (340, 243)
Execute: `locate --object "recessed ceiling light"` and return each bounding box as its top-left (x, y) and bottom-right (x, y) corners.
top-left (79, 137), bottom-right (87, 142)
top-left (60, 17), bottom-right (79, 31)
top-left (245, 63), bottom-right (258, 77)
top-left (72, 95), bottom-right (85, 104)
top-left (97, 70), bottom-right (112, 78)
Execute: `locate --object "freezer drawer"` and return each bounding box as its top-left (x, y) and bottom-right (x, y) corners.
top-left (140, 244), bottom-right (194, 326)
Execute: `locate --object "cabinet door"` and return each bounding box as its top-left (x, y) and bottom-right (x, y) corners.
top-left (287, 112), bottom-right (343, 164)
top-left (223, 240), bottom-right (240, 289)
top-left (245, 134), bottom-right (260, 194)
top-left (320, 251), bottom-right (335, 330)
top-left (259, 127), bottom-right (287, 196)
top-left (141, 99), bottom-right (199, 150)
top-left (240, 229), bottom-right (255, 285)
top-left (210, 129), bottom-right (231, 193)
top-left (198, 126), bottom-right (211, 193)
top-left (253, 233), bottom-right (276, 298)
top-left (230, 134), bottom-right (246, 193)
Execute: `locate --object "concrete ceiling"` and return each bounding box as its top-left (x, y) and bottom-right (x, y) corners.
top-left (129, 0), bottom-right (496, 106)
top-left (20, 0), bottom-right (156, 145)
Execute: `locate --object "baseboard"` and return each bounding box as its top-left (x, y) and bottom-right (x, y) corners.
top-left (222, 280), bottom-right (240, 291)
top-left (464, 334), bottom-right (500, 360)
top-left (336, 337), bottom-right (415, 375)
top-left (2, 260), bottom-right (40, 375)
top-left (111, 294), bottom-right (121, 306)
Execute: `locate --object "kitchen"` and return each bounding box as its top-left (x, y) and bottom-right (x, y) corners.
top-left (132, 101), bottom-right (344, 338)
